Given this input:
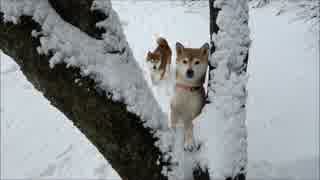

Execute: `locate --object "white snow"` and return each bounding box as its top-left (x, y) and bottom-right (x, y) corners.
top-left (191, 0), bottom-right (251, 178)
top-left (1, 0), bottom-right (319, 180)
top-left (0, 0), bottom-right (206, 179)
top-left (246, 3), bottom-right (319, 179)
top-left (1, 0), bottom-right (167, 130)
top-left (0, 53), bottom-right (120, 179)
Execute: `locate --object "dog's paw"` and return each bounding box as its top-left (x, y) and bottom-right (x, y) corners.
top-left (184, 141), bottom-right (201, 152)
top-left (183, 140), bottom-right (199, 152)
top-left (184, 144), bottom-right (194, 152)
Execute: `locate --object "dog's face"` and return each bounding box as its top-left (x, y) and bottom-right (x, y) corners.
top-left (175, 42), bottom-right (209, 83)
top-left (146, 51), bottom-right (161, 71)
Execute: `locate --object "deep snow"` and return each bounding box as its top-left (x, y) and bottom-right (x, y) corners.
top-left (1, 0), bottom-right (319, 179)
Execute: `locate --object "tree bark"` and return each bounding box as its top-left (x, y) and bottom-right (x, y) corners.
top-left (208, 0), bottom-right (220, 77)
top-left (0, 14), bottom-right (166, 180)
top-left (0, 0), bottom-right (210, 179)
top-left (47, 0), bottom-right (106, 39)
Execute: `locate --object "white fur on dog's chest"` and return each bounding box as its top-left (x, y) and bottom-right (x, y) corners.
top-left (171, 88), bottom-right (205, 121)
top-left (147, 61), bottom-right (162, 83)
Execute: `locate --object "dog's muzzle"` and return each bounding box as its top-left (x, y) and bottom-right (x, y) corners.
top-left (186, 69), bottom-right (194, 79)
top-left (153, 65), bottom-right (157, 70)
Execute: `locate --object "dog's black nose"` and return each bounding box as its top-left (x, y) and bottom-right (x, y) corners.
top-left (186, 69), bottom-right (194, 79)
top-left (153, 66), bottom-right (157, 70)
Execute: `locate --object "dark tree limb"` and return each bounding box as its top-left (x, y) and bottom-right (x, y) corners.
top-left (209, 0), bottom-right (220, 53)
top-left (0, 14), bottom-right (167, 180)
top-left (48, 0), bottom-right (106, 39)
top-left (208, 0), bottom-right (220, 71)
top-left (206, 0), bottom-right (221, 101)
top-left (0, 0), bottom-right (211, 179)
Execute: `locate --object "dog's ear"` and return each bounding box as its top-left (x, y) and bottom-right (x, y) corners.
top-left (157, 37), bottom-right (169, 48)
top-left (146, 51), bottom-right (152, 60)
top-left (176, 42), bottom-right (184, 56)
top-left (200, 42), bottom-right (209, 56)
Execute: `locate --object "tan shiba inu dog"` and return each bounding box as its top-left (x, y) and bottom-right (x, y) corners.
top-left (170, 42), bottom-right (209, 150)
top-left (146, 37), bottom-right (172, 83)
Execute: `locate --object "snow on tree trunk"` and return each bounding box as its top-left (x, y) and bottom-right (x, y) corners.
top-left (277, 0), bottom-right (320, 26)
top-left (197, 0), bottom-right (250, 179)
top-left (252, 0), bottom-right (271, 8)
top-left (210, 0), bottom-right (250, 178)
top-left (0, 0), bottom-right (210, 179)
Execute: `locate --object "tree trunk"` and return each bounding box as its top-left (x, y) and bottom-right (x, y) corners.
top-left (207, 0), bottom-right (220, 96)
top-left (208, 0), bottom-right (250, 180)
top-left (0, 0), bottom-right (210, 179)
top-left (0, 14), bottom-right (166, 180)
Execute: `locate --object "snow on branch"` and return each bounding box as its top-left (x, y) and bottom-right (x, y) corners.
top-left (251, 0), bottom-right (319, 27)
top-left (291, 0), bottom-right (319, 26)
top-left (252, 0), bottom-right (271, 8)
top-left (1, 0), bottom-right (165, 128)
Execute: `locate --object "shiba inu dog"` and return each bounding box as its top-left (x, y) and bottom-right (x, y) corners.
top-left (170, 42), bottom-right (209, 150)
top-left (146, 37), bottom-right (172, 83)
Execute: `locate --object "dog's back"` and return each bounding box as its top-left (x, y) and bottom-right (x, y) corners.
top-left (146, 37), bottom-right (172, 82)
top-left (156, 37), bottom-right (172, 66)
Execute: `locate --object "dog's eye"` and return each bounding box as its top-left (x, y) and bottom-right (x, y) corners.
top-left (183, 60), bottom-right (188, 64)
top-left (194, 61), bottom-right (200, 65)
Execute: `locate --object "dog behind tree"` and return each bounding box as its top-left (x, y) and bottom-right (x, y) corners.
top-left (146, 37), bottom-right (172, 83)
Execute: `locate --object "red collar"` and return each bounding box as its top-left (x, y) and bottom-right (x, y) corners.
top-left (176, 83), bottom-right (203, 92)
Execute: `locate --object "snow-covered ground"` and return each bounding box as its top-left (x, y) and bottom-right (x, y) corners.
top-left (1, 0), bottom-right (318, 179)
top-left (247, 4), bottom-right (319, 179)
top-left (1, 56), bottom-right (120, 179)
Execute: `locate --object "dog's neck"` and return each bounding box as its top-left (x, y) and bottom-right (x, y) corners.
top-left (176, 83), bottom-right (203, 92)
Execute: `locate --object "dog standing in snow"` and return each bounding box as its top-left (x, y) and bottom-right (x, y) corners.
top-left (170, 42), bottom-right (209, 150)
top-left (146, 37), bottom-right (172, 84)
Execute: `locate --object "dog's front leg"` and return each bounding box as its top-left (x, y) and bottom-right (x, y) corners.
top-left (184, 120), bottom-right (195, 151)
top-left (160, 68), bottom-right (166, 80)
top-left (169, 104), bottom-right (179, 129)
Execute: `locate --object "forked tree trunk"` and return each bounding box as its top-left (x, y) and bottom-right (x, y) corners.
top-left (0, 14), bottom-right (165, 180)
top-left (0, 0), bottom-right (210, 180)
top-left (1, 0), bottom-right (249, 179)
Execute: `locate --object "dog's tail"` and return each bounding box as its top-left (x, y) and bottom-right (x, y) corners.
top-left (157, 37), bottom-right (170, 49)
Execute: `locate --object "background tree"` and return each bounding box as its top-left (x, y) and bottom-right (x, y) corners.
top-left (251, 0), bottom-right (320, 26)
top-left (252, 0), bottom-right (271, 8)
